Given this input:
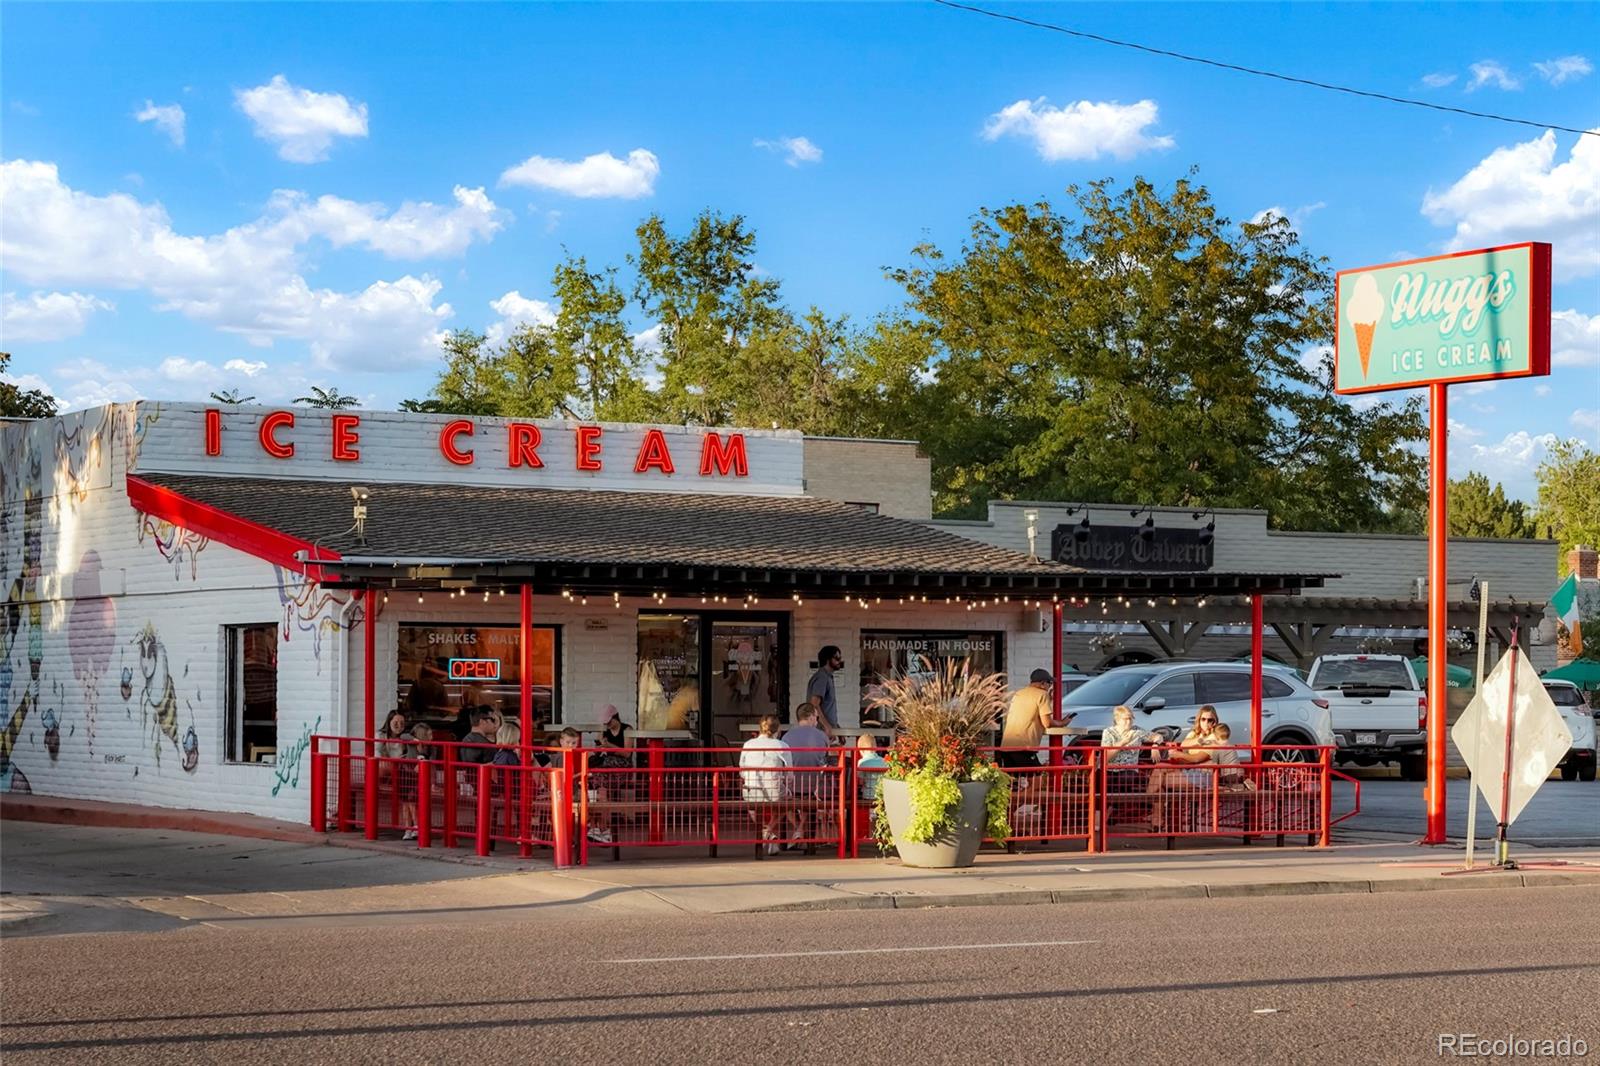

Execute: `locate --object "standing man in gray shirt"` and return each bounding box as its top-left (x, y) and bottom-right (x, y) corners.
top-left (806, 645), bottom-right (843, 740)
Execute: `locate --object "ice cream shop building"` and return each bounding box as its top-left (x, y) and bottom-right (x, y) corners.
top-left (0, 401), bottom-right (1358, 822)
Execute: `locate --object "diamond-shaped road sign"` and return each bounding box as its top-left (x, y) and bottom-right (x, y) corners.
top-left (1451, 647), bottom-right (1573, 825)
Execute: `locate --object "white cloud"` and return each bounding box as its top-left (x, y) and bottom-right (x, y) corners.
top-left (1421, 130), bottom-right (1600, 278)
top-left (983, 98), bottom-right (1174, 162)
top-left (1447, 417), bottom-right (1483, 440)
top-left (223, 358), bottom-right (268, 377)
top-left (1573, 408), bottom-right (1600, 435)
top-left (754, 136), bottom-right (823, 167)
top-left (235, 75), bottom-right (369, 163)
top-left (633, 324), bottom-right (665, 390)
top-left (499, 149), bottom-right (659, 199)
top-left (0, 159), bottom-right (457, 370)
top-left (1251, 201), bottom-right (1326, 229)
top-left (1421, 72), bottom-right (1458, 89)
top-left (1551, 309), bottom-right (1600, 367)
top-left (265, 185), bottom-right (504, 259)
top-left (1466, 60), bottom-right (1520, 91)
top-left (134, 100), bottom-right (185, 147)
top-left (1535, 55), bottom-right (1593, 86)
top-left (1535, 384), bottom-right (1552, 397)
top-left (1453, 429), bottom-right (1557, 501)
top-left (1, 290), bottom-right (113, 342)
top-left (484, 289), bottom-right (557, 345)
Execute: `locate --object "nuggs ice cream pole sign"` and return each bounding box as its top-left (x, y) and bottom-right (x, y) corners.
top-left (1331, 240), bottom-right (1550, 849)
top-left (1334, 242), bottom-right (1550, 396)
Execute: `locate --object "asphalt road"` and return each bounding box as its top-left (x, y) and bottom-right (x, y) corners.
top-left (4, 885), bottom-right (1597, 1065)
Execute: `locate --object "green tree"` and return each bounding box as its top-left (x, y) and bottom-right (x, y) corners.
top-left (209, 388), bottom-right (256, 405)
top-left (0, 353), bottom-right (57, 418)
top-left (1448, 473), bottom-right (1536, 538)
top-left (429, 330), bottom-right (503, 416)
top-left (880, 176), bottom-right (1426, 525)
top-left (398, 397), bottom-right (445, 413)
top-left (293, 386), bottom-right (360, 409)
top-left (551, 255), bottom-right (653, 422)
top-left (1536, 439), bottom-right (1600, 575)
top-left (631, 210), bottom-right (788, 425)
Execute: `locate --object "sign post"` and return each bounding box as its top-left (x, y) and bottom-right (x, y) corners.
top-left (1335, 242), bottom-right (1551, 845)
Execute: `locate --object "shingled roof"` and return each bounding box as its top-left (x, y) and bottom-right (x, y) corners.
top-left (129, 473), bottom-right (1331, 598)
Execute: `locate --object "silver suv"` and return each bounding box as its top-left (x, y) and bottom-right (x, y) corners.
top-left (1062, 662), bottom-right (1335, 763)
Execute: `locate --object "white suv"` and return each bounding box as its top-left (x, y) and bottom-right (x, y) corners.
top-left (1062, 662), bottom-right (1335, 763)
top-left (1544, 680), bottom-right (1597, 782)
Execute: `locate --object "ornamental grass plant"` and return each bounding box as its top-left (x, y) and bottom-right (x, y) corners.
top-left (867, 657), bottom-right (1013, 850)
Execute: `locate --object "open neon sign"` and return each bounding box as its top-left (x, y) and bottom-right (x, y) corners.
top-left (447, 658), bottom-right (501, 681)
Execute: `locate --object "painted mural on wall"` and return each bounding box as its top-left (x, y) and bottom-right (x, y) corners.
top-left (67, 551), bottom-right (117, 755)
top-left (274, 566), bottom-right (346, 673)
top-left (2, 402), bottom-right (202, 793)
top-left (137, 516), bottom-right (209, 580)
top-left (130, 621), bottom-right (200, 773)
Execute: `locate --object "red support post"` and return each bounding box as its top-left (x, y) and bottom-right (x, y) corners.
top-left (336, 736), bottom-right (351, 832)
top-left (475, 763), bottom-right (491, 857)
top-left (519, 584), bottom-right (533, 741)
top-left (647, 738), bottom-right (665, 843)
top-left (1318, 748), bottom-right (1332, 847)
top-left (1087, 747), bottom-right (1100, 854)
top-left (552, 768), bottom-right (572, 868)
top-left (441, 745), bottom-right (457, 849)
top-left (518, 759), bottom-right (533, 860)
top-left (1424, 383), bottom-right (1450, 844)
top-left (310, 744), bottom-right (326, 833)
top-left (1250, 592), bottom-right (1264, 764)
top-left (363, 586), bottom-right (377, 840)
top-left (837, 749), bottom-right (848, 859)
top-left (1051, 601), bottom-right (1064, 721)
top-left (417, 760), bottom-right (432, 848)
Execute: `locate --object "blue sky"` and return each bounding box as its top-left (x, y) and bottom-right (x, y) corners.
top-left (3, 1), bottom-right (1596, 501)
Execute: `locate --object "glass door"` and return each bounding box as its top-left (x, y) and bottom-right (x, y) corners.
top-left (706, 619), bottom-right (785, 748)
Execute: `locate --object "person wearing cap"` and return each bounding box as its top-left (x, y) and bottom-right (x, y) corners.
top-left (998, 669), bottom-right (1072, 770)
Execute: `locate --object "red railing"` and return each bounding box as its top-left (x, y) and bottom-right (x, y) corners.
top-left (310, 737), bottom-right (1353, 863)
top-left (310, 736), bottom-right (568, 863)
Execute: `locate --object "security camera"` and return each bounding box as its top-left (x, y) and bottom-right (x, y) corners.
top-left (350, 485), bottom-right (370, 502)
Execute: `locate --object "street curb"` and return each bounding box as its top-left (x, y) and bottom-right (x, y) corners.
top-left (743, 872), bottom-right (1600, 914)
top-left (0, 796), bottom-right (324, 845)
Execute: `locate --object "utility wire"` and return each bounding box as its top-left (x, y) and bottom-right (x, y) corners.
top-left (933, 0), bottom-right (1598, 139)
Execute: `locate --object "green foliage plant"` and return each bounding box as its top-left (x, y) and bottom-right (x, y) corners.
top-left (867, 657), bottom-right (1012, 851)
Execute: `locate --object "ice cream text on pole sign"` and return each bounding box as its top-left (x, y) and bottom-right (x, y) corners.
top-left (1333, 242), bottom-right (1551, 396)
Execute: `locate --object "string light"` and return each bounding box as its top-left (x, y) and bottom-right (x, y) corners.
top-left (417, 593), bottom-right (424, 604)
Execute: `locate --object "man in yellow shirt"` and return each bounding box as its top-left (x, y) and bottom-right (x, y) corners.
top-left (999, 669), bottom-right (1071, 769)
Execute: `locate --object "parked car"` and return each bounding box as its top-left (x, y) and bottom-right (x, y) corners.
top-left (1061, 661), bottom-right (1334, 763)
top-left (1306, 654), bottom-right (1427, 780)
top-left (1544, 680), bottom-right (1597, 782)
top-left (1057, 670), bottom-right (1091, 697)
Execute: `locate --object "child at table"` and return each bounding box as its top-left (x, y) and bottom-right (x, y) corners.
top-left (1212, 723), bottom-right (1248, 789)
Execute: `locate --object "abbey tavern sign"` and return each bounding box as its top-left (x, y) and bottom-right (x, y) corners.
top-left (1051, 523), bottom-right (1214, 573)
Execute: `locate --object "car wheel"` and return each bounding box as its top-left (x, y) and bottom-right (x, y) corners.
top-left (1579, 763), bottom-right (1597, 783)
top-left (1560, 764), bottom-right (1578, 781)
top-left (1399, 754), bottom-right (1427, 781)
top-left (1264, 734), bottom-right (1313, 762)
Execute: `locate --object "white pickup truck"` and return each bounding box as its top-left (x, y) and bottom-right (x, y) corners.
top-left (1306, 654), bottom-right (1428, 780)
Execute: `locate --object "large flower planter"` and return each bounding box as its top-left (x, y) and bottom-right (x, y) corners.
top-left (880, 779), bottom-right (991, 868)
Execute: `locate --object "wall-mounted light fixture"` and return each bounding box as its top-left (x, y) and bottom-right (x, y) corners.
top-left (1190, 510), bottom-right (1216, 547)
top-left (350, 485), bottom-right (370, 547)
top-left (1130, 505), bottom-right (1155, 543)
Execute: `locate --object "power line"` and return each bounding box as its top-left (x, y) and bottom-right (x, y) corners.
top-left (932, 0), bottom-right (1598, 139)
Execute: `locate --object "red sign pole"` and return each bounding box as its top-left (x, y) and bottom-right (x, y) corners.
top-left (1423, 383), bottom-right (1449, 844)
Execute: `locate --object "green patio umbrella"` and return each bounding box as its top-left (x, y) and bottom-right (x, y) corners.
top-left (1541, 658), bottom-right (1600, 691)
top-left (1408, 657), bottom-right (1474, 689)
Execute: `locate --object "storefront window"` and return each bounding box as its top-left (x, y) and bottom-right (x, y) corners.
top-left (396, 624), bottom-right (559, 730)
top-left (637, 615), bottom-right (700, 733)
top-left (225, 623), bottom-right (278, 763)
top-left (859, 630), bottom-right (1004, 720)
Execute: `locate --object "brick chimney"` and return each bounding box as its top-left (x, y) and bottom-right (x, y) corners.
top-left (1569, 544), bottom-right (1599, 579)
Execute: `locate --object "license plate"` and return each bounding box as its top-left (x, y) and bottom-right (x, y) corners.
top-left (1355, 732), bottom-right (1378, 745)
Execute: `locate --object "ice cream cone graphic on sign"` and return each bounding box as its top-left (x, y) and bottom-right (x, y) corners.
top-left (1345, 274), bottom-right (1383, 378)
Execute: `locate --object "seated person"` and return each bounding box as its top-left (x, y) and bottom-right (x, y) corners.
top-left (1212, 723), bottom-right (1248, 788)
top-left (740, 715), bottom-right (799, 855)
top-left (855, 734), bottom-right (887, 802)
top-left (458, 707), bottom-right (501, 764)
